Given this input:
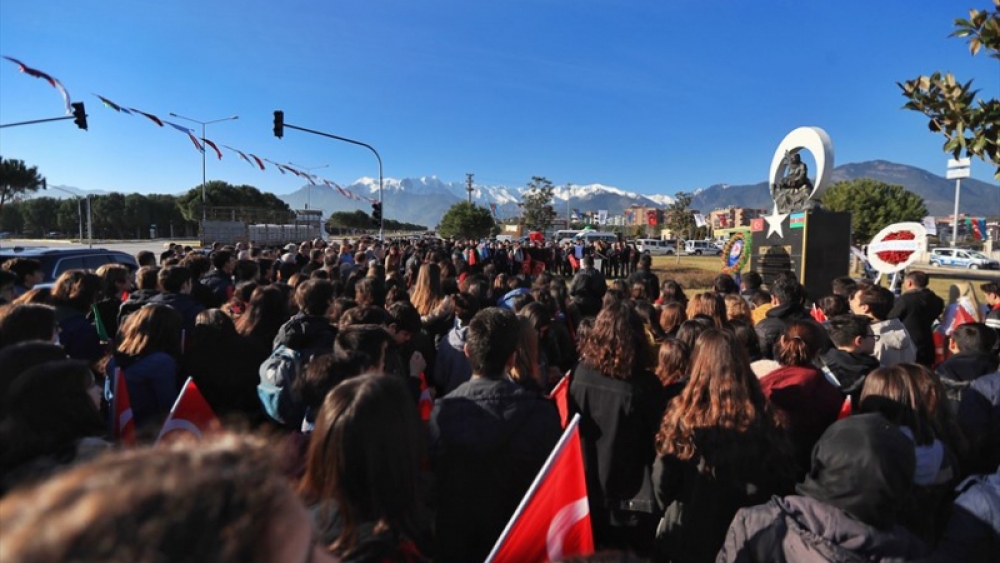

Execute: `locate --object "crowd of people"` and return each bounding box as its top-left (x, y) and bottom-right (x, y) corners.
top-left (0, 234), bottom-right (997, 563)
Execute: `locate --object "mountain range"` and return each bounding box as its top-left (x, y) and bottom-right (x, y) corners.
top-left (276, 160), bottom-right (997, 228)
top-left (42, 160), bottom-right (997, 228)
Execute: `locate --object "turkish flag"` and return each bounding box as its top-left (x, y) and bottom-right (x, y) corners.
top-left (486, 414), bottom-right (594, 563)
top-left (112, 368), bottom-right (136, 446)
top-left (156, 377), bottom-right (220, 443)
top-left (548, 372), bottom-right (570, 429)
top-left (949, 303), bottom-right (977, 335)
top-left (810, 304), bottom-right (827, 323)
top-left (751, 217), bottom-right (764, 232)
top-left (647, 210), bottom-right (658, 226)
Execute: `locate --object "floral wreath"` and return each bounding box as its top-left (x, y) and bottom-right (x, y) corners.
top-left (721, 232), bottom-right (751, 275)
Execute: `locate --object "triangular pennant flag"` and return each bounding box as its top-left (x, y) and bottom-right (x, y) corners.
top-left (247, 153), bottom-right (266, 170)
top-left (3, 56), bottom-right (72, 114)
top-left (130, 108), bottom-right (164, 127)
top-left (486, 414), bottom-right (593, 563)
top-left (201, 137), bottom-right (223, 160)
top-left (112, 368), bottom-right (136, 446)
top-left (94, 94), bottom-right (132, 114)
top-left (222, 145), bottom-right (255, 167)
top-left (547, 372), bottom-right (570, 429)
top-left (156, 377), bottom-right (220, 443)
top-left (264, 159), bottom-right (287, 174)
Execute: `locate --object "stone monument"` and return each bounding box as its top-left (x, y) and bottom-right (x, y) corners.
top-left (750, 127), bottom-right (852, 300)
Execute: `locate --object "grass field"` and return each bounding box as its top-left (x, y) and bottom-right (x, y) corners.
top-left (648, 255), bottom-right (994, 304)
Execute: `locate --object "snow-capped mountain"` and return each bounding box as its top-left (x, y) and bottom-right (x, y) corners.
top-left (279, 176), bottom-right (677, 229)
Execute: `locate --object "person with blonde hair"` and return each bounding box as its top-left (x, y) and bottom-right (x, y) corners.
top-left (724, 293), bottom-right (753, 325)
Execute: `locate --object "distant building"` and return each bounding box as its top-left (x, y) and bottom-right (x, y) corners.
top-left (709, 207), bottom-right (767, 230)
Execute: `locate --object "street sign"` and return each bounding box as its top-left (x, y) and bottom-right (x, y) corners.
top-left (947, 157), bottom-right (972, 169)
top-left (946, 168), bottom-right (971, 180)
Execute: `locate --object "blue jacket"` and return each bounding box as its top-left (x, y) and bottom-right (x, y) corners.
top-left (111, 352), bottom-right (179, 430)
top-left (147, 292), bottom-right (205, 333)
top-left (929, 471), bottom-right (1000, 563)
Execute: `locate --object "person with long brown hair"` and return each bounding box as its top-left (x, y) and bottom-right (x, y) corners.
top-left (685, 292), bottom-right (726, 329)
top-left (235, 285), bottom-right (290, 352)
top-left (653, 329), bottom-right (795, 563)
top-left (410, 263), bottom-right (444, 318)
top-left (569, 301), bottom-right (664, 555)
top-left (107, 303), bottom-right (183, 430)
top-left (759, 320), bottom-right (844, 473)
top-left (299, 374), bottom-right (427, 561)
top-left (658, 302), bottom-right (687, 339)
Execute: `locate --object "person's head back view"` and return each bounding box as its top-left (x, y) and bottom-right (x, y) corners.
top-left (796, 413), bottom-right (916, 530)
top-left (299, 374), bottom-right (420, 556)
top-left (117, 304), bottom-right (183, 359)
top-left (0, 433), bottom-right (337, 563)
top-left (465, 307), bottom-right (521, 380)
top-left (776, 321), bottom-right (824, 367)
top-left (0, 342), bottom-right (69, 420)
top-left (0, 303), bottom-right (57, 349)
top-left (51, 270), bottom-right (101, 312)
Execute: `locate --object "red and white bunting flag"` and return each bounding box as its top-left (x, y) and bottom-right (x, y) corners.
top-left (948, 301), bottom-right (978, 335)
top-left (486, 414), bottom-right (594, 563)
top-left (112, 368), bottom-right (136, 446)
top-left (547, 372), bottom-right (571, 429)
top-left (156, 377), bottom-right (219, 443)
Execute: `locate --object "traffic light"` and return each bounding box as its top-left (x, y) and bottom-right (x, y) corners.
top-left (71, 102), bottom-right (87, 130)
top-left (273, 110), bottom-right (284, 138)
top-left (371, 201), bottom-right (382, 227)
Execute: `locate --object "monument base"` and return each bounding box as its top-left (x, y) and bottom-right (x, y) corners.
top-left (750, 209), bottom-right (851, 302)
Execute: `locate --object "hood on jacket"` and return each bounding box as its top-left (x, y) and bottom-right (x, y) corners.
top-left (274, 314), bottom-right (336, 352)
top-left (871, 318), bottom-right (911, 350)
top-left (796, 413), bottom-right (915, 530)
top-left (821, 348), bottom-right (880, 392)
top-left (937, 352), bottom-right (1000, 383)
top-left (446, 323), bottom-right (469, 348)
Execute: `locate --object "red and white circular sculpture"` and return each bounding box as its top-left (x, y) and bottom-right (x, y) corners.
top-left (866, 222), bottom-right (927, 274)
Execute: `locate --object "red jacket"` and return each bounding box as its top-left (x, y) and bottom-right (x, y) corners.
top-left (760, 365), bottom-right (844, 473)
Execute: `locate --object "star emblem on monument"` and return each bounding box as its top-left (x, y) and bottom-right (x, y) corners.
top-left (765, 210), bottom-right (789, 239)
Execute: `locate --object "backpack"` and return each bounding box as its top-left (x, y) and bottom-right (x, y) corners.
top-left (258, 344), bottom-right (304, 426)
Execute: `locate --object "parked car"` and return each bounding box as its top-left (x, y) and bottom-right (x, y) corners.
top-left (0, 247), bottom-right (138, 288)
top-left (635, 238), bottom-right (677, 255)
top-left (928, 247), bottom-right (999, 270)
top-left (683, 240), bottom-right (723, 256)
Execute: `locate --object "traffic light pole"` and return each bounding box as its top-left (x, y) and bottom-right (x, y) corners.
top-left (1, 102), bottom-right (88, 130)
top-left (274, 113), bottom-right (384, 240)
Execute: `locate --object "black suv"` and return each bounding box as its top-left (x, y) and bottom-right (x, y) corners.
top-left (0, 246), bottom-right (138, 288)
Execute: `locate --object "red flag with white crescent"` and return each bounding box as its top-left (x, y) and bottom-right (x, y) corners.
top-left (547, 372), bottom-right (570, 429)
top-left (486, 414), bottom-right (594, 563)
top-left (156, 377), bottom-right (220, 443)
top-left (112, 368), bottom-right (136, 446)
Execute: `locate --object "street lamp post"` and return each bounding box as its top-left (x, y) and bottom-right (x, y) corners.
top-left (168, 112), bottom-right (238, 236)
top-left (287, 162), bottom-right (329, 210)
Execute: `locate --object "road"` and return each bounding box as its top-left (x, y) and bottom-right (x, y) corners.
top-left (0, 238), bottom-right (189, 258)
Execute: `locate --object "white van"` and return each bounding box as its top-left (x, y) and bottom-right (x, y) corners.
top-left (684, 240), bottom-right (722, 256)
top-left (635, 238), bottom-right (676, 255)
top-left (575, 231), bottom-right (619, 245)
top-left (554, 229), bottom-right (581, 244)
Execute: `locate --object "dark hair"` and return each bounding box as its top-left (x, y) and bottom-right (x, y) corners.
top-left (853, 285), bottom-right (894, 320)
top-left (634, 299), bottom-right (664, 340)
top-left (136, 266), bottom-right (160, 291)
top-left (158, 266), bottom-right (192, 294)
top-left (831, 276), bottom-right (858, 297)
top-left (0, 360), bottom-right (106, 474)
top-left (750, 290), bottom-right (772, 308)
top-left (902, 270), bottom-right (928, 288)
top-left (299, 375), bottom-right (420, 556)
top-left (465, 308), bottom-right (521, 379)
top-left (579, 301), bottom-right (644, 380)
top-left (2, 258), bottom-right (42, 285)
top-left (817, 294), bottom-right (848, 318)
top-left (332, 325), bottom-right (395, 377)
top-left (209, 250), bottom-right (231, 271)
top-left (294, 279), bottom-right (334, 316)
top-left (96, 263), bottom-right (130, 300)
top-left (742, 271), bottom-right (762, 291)
top-left (658, 302), bottom-right (687, 337)
top-left (675, 319), bottom-right (707, 351)
top-left (827, 314), bottom-right (873, 348)
top-left (235, 286), bottom-right (289, 344)
top-left (293, 353), bottom-right (344, 412)
top-left (776, 321), bottom-right (824, 366)
top-left (713, 274), bottom-right (739, 295)
top-left (729, 319), bottom-right (762, 362)
top-left (0, 341), bottom-right (68, 419)
top-left (770, 275), bottom-right (802, 306)
top-left (386, 301), bottom-right (421, 334)
top-left (136, 250), bottom-right (156, 267)
top-left (181, 253), bottom-right (210, 278)
top-left (981, 281), bottom-right (1000, 296)
top-left (0, 303), bottom-right (57, 348)
top-left (339, 305), bottom-right (389, 328)
top-left (951, 322), bottom-right (998, 355)
top-left (353, 277), bottom-right (385, 308)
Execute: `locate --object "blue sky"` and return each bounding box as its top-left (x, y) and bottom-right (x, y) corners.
top-left (1, 0), bottom-right (997, 199)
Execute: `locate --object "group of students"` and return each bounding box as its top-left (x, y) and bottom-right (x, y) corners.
top-left (0, 235), bottom-right (998, 563)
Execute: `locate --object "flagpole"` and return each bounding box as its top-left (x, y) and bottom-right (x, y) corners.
top-left (484, 413), bottom-right (582, 563)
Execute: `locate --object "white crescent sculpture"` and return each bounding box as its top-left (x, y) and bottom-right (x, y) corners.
top-left (768, 126), bottom-right (835, 213)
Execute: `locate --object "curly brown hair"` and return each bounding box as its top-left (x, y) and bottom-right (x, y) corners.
top-left (578, 301), bottom-right (643, 381)
top-left (656, 329), bottom-right (794, 476)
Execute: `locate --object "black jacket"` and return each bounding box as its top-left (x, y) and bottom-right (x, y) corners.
top-left (569, 363), bottom-right (664, 544)
top-left (754, 303), bottom-right (813, 360)
top-left (201, 270), bottom-right (234, 309)
top-left (888, 288), bottom-right (945, 366)
top-left (118, 288), bottom-right (160, 326)
top-left (958, 372), bottom-right (1000, 475)
top-left (820, 348), bottom-right (880, 401)
top-left (429, 377), bottom-right (561, 563)
top-left (273, 313), bottom-right (336, 360)
top-left (147, 291), bottom-right (205, 333)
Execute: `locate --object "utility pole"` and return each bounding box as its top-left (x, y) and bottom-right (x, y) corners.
top-left (466, 173), bottom-right (474, 204)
